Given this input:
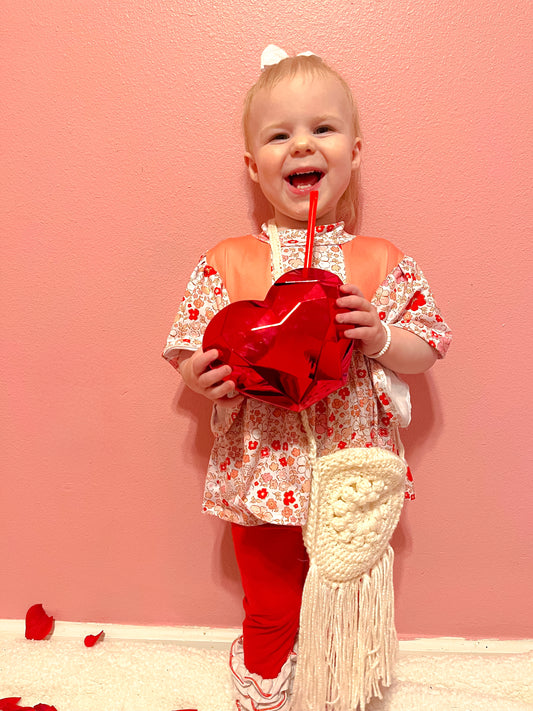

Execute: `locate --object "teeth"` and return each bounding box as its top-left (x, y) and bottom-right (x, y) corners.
top-left (288, 170), bottom-right (323, 189)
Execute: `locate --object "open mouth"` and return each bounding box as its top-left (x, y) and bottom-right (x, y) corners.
top-left (286, 170), bottom-right (324, 190)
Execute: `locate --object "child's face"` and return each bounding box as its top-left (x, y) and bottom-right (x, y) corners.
top-left (244, 73), bottom-right (361, 229)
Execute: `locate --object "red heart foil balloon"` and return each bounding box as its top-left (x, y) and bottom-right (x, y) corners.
top-left (202, 267), bottom-right (353, 411)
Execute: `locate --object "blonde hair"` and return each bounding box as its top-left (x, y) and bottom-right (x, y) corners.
top-left (242, 55), bottom-right (362, 230)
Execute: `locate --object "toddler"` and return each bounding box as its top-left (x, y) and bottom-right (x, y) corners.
top-left (163, 46), bottom-right (451, 711)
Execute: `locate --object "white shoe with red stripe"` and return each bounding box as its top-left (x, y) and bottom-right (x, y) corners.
top-left (230, 636), bottom-right (296, 711)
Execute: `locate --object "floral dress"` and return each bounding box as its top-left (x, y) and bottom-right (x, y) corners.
top-left (163, 222), bottom-right (452, 526)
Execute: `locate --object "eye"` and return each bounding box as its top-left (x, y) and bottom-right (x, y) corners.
top-left (314, 125), bottom-right (333, 135)
top-left (269, 132), bottom-right (289, 142)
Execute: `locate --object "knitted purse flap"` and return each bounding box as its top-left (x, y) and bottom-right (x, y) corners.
top-left (303, 446), bottom-right (406, 584)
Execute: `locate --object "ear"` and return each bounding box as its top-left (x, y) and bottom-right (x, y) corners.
top-left (244, 152), bottom-right (260, 183)
top-left (351, 137), bottom-right (362, 172)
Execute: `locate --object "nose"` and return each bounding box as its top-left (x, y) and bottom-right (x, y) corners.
top-left (290, 132), bottom-right (315, 155)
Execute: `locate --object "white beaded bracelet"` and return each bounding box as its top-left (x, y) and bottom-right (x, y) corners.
top-left (368, 322), bottom-right (392, 359)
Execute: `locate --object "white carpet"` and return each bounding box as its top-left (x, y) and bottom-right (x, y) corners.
top-left (0, 638), bottom-right (531, 711)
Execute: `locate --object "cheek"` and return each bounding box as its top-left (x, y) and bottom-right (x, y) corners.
top-left (332, 140), bottom-right (355, 167)
top-left (258, 161), bottom-right (274, 177)
top-left (257, 161), bottom-right (282, 188)
top-left (336, 154), bottom-right (357, 185)
top-left (260, 152), bottom-right (280, 170)
top-left (255, 168), bottom-right (280, 200)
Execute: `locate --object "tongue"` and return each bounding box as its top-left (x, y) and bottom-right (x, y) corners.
top-left (291, 172), bottom-right (319, 189)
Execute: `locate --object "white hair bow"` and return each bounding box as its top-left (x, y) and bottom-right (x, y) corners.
top-left (260, 44), bottom-right (316, 71)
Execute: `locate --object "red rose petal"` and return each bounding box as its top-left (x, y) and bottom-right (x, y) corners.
top-left (0, 699), bottom-right (33, 711)
top-left (0, 700), bottom-right (57, 711)
top-left (84, 630), bottom-right (104, 647)
top-left (0, 700), bottom-right (23, 711)
top-left (25, 604), bottom-right (54, 640)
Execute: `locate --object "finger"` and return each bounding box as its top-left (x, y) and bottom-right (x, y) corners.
top-left (336, 293), bottom-right (369, 311)
top-left (206, 378), bottom-right (237, 401)
top-left (216, 392), bottom-right (245, 409)
top-left (339, 283), bottom-right (364, 297)
top-left (194, 347), bottom-right (221, 374)
top-left (198, 363), bottom-right (232, 389)
top-left (343, 326), bottom-right (372, 340)
top-left (190, 348), bottom-right (225, 381)
top-left (336, 309), bottom-right (374, 327)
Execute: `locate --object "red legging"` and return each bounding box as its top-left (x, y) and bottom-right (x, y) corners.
top-left (231, 523), bottom-right (309, 680)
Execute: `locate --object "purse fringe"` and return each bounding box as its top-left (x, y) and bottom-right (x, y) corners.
top-left (291, 545), bottom-right (397, 711)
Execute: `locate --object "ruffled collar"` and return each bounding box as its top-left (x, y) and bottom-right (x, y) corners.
top-left (259, 221), bottom-right (353, 246)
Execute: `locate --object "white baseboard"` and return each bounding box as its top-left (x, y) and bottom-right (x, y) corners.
top-left (0, 620), bottom-right (237, 649)
top-left (398, 636), bottom-right (533, 655)
top-left (1, 619), bottom-right (531, 655)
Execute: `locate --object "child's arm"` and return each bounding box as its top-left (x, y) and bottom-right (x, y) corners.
top-left (177, 348), bottom-right (244, 408)
top-left (336, 284), bottom-right (438, 374)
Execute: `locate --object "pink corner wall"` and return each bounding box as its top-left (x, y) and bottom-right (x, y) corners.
top-left (1, 1), bottom-right (531, 638)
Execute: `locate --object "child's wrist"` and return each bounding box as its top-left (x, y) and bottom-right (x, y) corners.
top-left (367, 322), bottom-right (392, 359)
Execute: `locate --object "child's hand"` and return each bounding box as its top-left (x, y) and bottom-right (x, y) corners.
top-left (178, 348), bottom-right (244, 408)
top-left (335, 284), bottom-right (388, 356)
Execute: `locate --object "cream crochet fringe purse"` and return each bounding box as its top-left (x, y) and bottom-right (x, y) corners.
top-left (267, 222), bottom-right (407, 711)
top-left (291, 412), bottom-right (406, 711)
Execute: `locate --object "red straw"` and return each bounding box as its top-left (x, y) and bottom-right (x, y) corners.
top-left (304, 190), bottom-right (318, 271)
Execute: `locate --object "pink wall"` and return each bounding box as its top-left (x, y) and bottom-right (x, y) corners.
top-left (1, 1), bottom-right (531, 638)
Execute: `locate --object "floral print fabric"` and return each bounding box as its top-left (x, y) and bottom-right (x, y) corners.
top-left (163, 223), bottom-right (452, 526)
